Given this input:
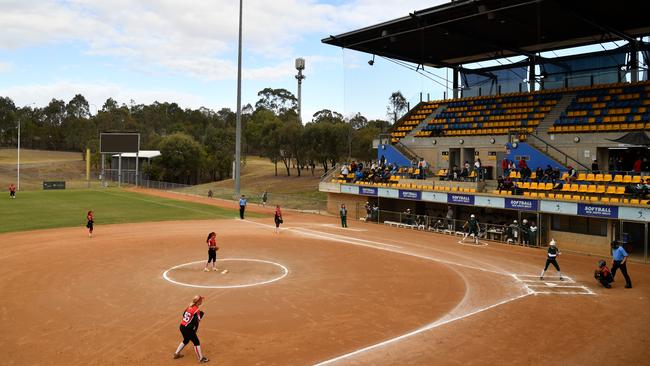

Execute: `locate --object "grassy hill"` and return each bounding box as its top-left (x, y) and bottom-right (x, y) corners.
top-left (179, 156), bottom-right (328, 210)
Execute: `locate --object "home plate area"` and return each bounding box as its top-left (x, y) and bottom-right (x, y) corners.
top-left (513, 274), bottom-right (595, 295)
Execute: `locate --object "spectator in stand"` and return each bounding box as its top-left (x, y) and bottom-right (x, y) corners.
top-left (632, 157), bottom-right (642, 175)
top-left (460, 161), bottom-right (470, 180)
top-left (521, 165), bottom-right (532, 181)
top-left (418, 158), bottom-right (427, 179)
top-left (508, 160), bottom-right (517, 174)
top-left (354, 169), bottom-right (363, 182)
top-left (350, 161), bottom-right (357, 173)
top-left (341, 164), bottom-right (349, 176)
top-left (542, 165), bottom-right (553, 183)
top-left (565, 166), bottom-right (577, 183)
top-left (626, 178), bottom-right (650, 198)
top-left (380, 155), bottom-right (386, 168)
top-left (474, 158), bottom-right (482, 182)
top-left (552, 167), bottom-right (561, 183)
top-left (518, 158), bottom-right (527, 171)
top-left (502, 158), bottom-right (510, 177)
top-left (497, 176), bottom-right (505, 192)
top-left (534, 167), bottom-right (544, 183)
top-left (503, 177), bottom-right (514, 193)
top-left (591, 159), bottom-right (599, 174)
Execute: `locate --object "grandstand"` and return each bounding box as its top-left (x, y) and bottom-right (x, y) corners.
top-left (321, 0), bottom-right (650, 262)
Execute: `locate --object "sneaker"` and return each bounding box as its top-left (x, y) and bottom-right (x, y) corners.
top-left (539, 277), bottom-right (543, 280)
top-left (203, 268), bottom-right (209, 272)
top-left (199, 357), bottom-right (210, 363)
top-left (625, 284), bottom-right (632, 288)
top-left (559, 277), bottom-right (564, 281)
top-left (212, 268), bottom-right (218, 272)
top-left (173, 353), bottom-right (184, 359)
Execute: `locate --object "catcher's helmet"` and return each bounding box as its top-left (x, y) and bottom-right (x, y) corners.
top-left (550, 239), bottom-right (556, 246)
top-left (598, 259), bottom-right (606, 268)
top-left (470, 214), bottom-right (475, 218)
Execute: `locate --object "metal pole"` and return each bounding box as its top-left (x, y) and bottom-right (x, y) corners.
top-left (17, 118), bottom-right (20, 191)
top-left (234, 0), bottom-right (243, 197)
top-left (101, 154), bottom-right (105, 188)
top-left (118, 154), bottom-right (122, 187)
top-left (135, 152), bottom-right (139, 186)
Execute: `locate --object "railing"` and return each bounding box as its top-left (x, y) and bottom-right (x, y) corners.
top-left (516, 131), bottom-right (590, 170)
top-left (358, 208), bottom-right (542, 247)
top-left (394, 140), bottom-right (420, 161)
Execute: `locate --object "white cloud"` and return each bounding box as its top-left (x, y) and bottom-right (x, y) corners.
top-left (0, 81), bottom-right (210, 111)
top-left (0, 0), bottom-right (439, 81)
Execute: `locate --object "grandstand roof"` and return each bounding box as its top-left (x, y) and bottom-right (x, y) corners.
top-left (322, 0), bottom-right (650, 67)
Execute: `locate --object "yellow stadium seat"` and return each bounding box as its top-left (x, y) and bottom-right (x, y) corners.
top-left (586, 173), bottom-right (595, 181)
top-left (530, 182), bottom-right (538, 190)
top-left (587, 185), bottom-right (596, 193)
top-left (615, 186), bottom-right (625, 194)
top-left (613, 175), bottom-right (623, 183)
top-left (610, 197), bottom-right (620, 203)
top-left (632, 175), bottom-right (641, 183)
top-left (537, 192), bottom-right (546, 198)
top-left (530, 172), bottom-right (537, 180)
top-left (530, 192), bottom-right (538, 198)
top-left (601, 197), bottom-right (610, 203)
top-left (561, 184), bottom-right (571, 191)
top-left (603, 174), bottom-right (612, 182)
top-left (523, 191), bottom-right (530, 196)
top-left (596, 185), bottom-right (606, 194)
top-left (622, 175), bottom-right (632, 183)
top-left (594, 174), bottom-right (604, 182)
top-left (548, 193), bottom-right (556, 199)
top-left (577, 173), bottom-right (587, 181)
top-left (561, 173), bottom-right (569, 181)
top-left (579, 185), bottom-right (588, 193)
top-left (606, 186), bottom-right (616, 194)
top-left (570, 184), bottom-right (579, 192)
top-left (521, 182), bottom-right (530, 189)
top-left (572, 195), bottom-right (582, 201)
top-left (589, 196), bottom-right (598, 202)
top-left (630, 199), bottom-right (640, 205)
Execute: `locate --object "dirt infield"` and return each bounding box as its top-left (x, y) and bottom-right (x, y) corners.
top-left (1, 189), bottom-right (649, 365)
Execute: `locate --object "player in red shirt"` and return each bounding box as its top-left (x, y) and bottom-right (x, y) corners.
top-left (274, 205), bottom-right (283, 234)
top-left (173, 295), bottom-right (209, 363)
top-left (86, 210), bottom-right (94, 238)
top-left (9, 183), bottom-right (16, 199)
top-left (203, 232), bottom-right (219, 272)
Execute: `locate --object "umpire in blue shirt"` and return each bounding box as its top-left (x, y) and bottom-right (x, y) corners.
top-left (611, 240), bottom-right (632, 288)
top-left (239, 195), bottom-right (247, 219)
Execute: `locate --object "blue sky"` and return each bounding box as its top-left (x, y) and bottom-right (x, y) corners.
top-left (0, 0), bottom-right (630, 122)
top-left (0, 0), bottom-right (447, 121)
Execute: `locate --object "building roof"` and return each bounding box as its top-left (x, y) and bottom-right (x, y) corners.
top-left (112, 150), bottom-right (161, 159)
top-left (322, 0), bottom-right (650, 67)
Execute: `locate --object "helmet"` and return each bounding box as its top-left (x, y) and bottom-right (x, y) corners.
top-left (598, 259), bottom-right (606, 268)
top-left (470, 214), bottom-right (475, 218)
top-left (513, 220), bottom-right (518, 224)
top-left (522, 219), bottom-right (528, 224)
top-left (550, 239), bottom-right (556, 246)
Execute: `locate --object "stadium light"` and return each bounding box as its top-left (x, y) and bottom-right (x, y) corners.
top-left (368, 55), bottom-right (375, 66)
top-left (234, 0), bottom-right (243, 197)
top-left (295, 57), bottom-right (306, 122)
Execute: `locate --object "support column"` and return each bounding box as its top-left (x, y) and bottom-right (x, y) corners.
top-left (630, 40), bottom-right (639, 83)
top-left (529, 55), bottom-right (537, 92)
top-left (452, 67), bottom-right (459, 99)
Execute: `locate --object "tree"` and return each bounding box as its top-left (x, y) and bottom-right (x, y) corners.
top-left (66, 94), bottom-right (90, 119)
top-left (386, 91), bottom-right (407, 124)
top-left (0, 97), bottom-right (17, 146)
top-left (156, 132), bottom-right (205, 184)
top-left (255, 88), bottom-right (298, 115)
top-left (279, 115), bottom-right (304, 176)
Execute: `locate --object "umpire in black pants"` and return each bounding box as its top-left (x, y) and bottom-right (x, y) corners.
top-left (611, 240), bottom-right (632, 288)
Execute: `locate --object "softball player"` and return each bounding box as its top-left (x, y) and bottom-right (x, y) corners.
top-left (86, 210), bottom-right (94, 238)
top-left (540, 239), bottom-right (563, 280)
top-left (173, 295), bottom-right (209, 363)
top-left (461, 214), bottom-right (480, 245)
top-left (203, 232), bottom-right (219, 272)
top-left (274, 205), bottom-right (283, 234)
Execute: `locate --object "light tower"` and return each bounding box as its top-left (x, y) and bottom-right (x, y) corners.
top-left (295, 57), bottom-right (306, 121)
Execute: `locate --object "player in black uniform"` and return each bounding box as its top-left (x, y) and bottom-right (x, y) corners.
top-left (540, 239), bottom-right (564, 280)
top-left (461, 214), bottom-right (481, 245)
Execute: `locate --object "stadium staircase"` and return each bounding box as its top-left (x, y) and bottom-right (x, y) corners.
top-left (405, 105), bottom-right (447, 138)
top-left (394, 140), bottom-right (420, 162)
top-left (536, 93), bottom-right (575, 134)
top-left (525, 133), bottom-right (590, 170)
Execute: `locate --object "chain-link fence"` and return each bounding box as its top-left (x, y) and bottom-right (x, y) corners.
top-left (359, 208), bottom-right (542, 247)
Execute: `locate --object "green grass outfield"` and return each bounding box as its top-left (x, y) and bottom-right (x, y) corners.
top-left (0, 189), bottom-right (263, 234)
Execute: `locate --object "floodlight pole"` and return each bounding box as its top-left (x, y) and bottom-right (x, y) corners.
top-left (295, 58), bottom-right (305, 122)
top-left (17, 117), bottom-right (20, 191)
top-left (234, 0), bottom-right (243, 197)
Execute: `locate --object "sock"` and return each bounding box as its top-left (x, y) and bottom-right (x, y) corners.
top-left (175, 342), bottom-right (185, 354)
top-left (559, 271), bottom-right (563, 279)
top-left (540, 269), bottom-right (545, 278)
top-left (194, 345), bottom-right (203, 360)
